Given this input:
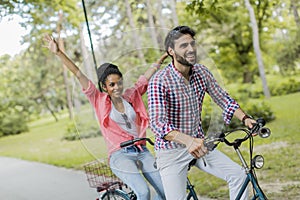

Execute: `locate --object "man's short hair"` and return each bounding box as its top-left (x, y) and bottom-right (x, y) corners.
top-left (164, 26), bottom-right (196, 55)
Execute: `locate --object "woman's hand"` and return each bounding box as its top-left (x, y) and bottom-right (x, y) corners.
top-left (156, 52), bottom-right (169, 65)
top-left (151, 52), bottom-right (169, 71)
top-left (43, 34), bottom-right (60, 54)
top-left (144, 52), bottom-right (169, 80)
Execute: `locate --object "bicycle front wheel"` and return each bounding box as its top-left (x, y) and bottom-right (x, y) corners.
top-left (101, 189), bottom-right (132, 200)
top-left (187, 193), bottom-right (199, 200)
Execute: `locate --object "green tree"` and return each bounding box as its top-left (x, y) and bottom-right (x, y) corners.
top-left (0, 0), bottom-right (84, 135)
top-left (244, 0), bottom-right (270, 98)
top-left (276, 0), bottom-right (300, 74)
top-left (186, 0), bottom-right (276, 85)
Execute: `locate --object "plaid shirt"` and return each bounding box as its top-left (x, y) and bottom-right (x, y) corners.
top-left (147, 63), bottom-right (240, 150)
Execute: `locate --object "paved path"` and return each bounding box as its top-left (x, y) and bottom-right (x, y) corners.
top-left (0, 156), bottom-right (98, 200)
top-left (0, 156), bottom-right (216, 200)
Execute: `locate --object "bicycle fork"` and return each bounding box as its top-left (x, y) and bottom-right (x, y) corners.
top-left (234, 148), bottom-right (267, 200)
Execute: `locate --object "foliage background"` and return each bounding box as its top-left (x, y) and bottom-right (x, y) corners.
top-left (0, 0), bottom-right (299, 198)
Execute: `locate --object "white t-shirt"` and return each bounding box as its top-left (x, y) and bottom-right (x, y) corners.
top-left (110, 98), bottom-right (138, 137)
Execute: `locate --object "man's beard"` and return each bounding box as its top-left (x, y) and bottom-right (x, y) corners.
top-left (175, 52), bottom-right (196, 67)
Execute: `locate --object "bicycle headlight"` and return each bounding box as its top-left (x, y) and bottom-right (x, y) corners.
top-left (252, 155), bottom-right (264, 169)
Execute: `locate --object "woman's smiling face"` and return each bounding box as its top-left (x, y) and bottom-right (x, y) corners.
top-left (103, 74), bottom-right (124, 99)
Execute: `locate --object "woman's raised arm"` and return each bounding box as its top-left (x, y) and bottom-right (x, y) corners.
top-left (143, 52), bottom-right (169, 81)
top-left (44, 34), bottom-right (90, 89)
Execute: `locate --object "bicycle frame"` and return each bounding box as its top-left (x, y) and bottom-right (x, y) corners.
top-left (234, 147), bottom-right (267, 200)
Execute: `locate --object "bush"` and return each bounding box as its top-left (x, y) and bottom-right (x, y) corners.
top-left (231, 77), bottom-right (300, 99)
top-left (0, 110), bottom-right (29, 137)
top-left (62, 121), bottom-right (101, 141)
top-left (270, 78), bottom-right (300, 96)
top-left (236, 85), bottom-right (264, 99)
top-left (202, 100), bottom-right (275, 132)
top-left (228, 101), bottom-right (276, 129)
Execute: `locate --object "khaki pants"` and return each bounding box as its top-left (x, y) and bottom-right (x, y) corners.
top-left (155, 147), bottom-right (249, 200)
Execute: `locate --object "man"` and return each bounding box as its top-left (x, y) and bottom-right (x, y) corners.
top-left (147, 25), bottom-right (255, 200)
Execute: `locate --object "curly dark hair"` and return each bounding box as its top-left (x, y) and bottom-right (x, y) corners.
top-left (97, 63), bottom-right (122, 92)
top-left (164, 26), bottom-right (196, 56)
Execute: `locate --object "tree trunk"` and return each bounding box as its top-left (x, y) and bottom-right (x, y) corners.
top-left (170, 0), bottom-right (179, 26)
top-left (291, 0), bottom-right (300, 27)
top-left (244, 0), bottom-right (271, 98)
top-left (146, 0), bottom-right (159, 51)
top-left (125, 0), bottom-right (146, 64)
top-left (157, 0), bottom-right (168, 44)
top-left (57, 12), bottom-right (74, 119)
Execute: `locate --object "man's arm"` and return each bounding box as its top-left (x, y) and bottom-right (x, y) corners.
top-left (234, 108), bottom-right (257, 128)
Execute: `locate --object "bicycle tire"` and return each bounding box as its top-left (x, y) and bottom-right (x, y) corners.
top-left (187, 196), bottom-right (198, 200)
top-left (187, 193), bottom-right (199, 200)
top-left (101, 189), bottom-right (132, 200)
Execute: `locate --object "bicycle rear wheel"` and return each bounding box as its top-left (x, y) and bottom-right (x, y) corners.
top-left (101, 189), bottom-right (132, 200)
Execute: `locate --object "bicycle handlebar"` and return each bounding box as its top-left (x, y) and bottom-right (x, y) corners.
top-left (204, 118), bottom-right (271, 151)
top-left (120, 118), bottom-right (271, 151)
top-left (120, 137), bottom-right (154, 148)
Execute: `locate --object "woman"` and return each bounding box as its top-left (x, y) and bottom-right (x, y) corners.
top-left (44, 34), bottom-right (167, 200)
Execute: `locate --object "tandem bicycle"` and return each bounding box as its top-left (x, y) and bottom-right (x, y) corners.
top-left (84, 118), bottom-right (270, 200)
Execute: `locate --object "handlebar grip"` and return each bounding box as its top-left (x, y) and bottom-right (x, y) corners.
top-left (146, 138), bottom-right (155, 146)
top-left (256, 118), bottom-right (266, 127)
top-left (204, 132), bottom-right (225, 151)
top-left (120, 140), bottom-right (135, 148)
top-left (250, 118), bottom-right (266, 134)
top-left (120, 138), bottom-right (155, 148)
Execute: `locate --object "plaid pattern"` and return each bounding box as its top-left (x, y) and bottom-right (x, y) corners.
top-left (148, 63), bottom-right (239, 150)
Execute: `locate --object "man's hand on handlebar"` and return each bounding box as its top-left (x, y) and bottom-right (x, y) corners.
top-left (245, 118), bottom-right (258, 136)
top-left (165, 131), bottom-right (208, 159)
top-left (187, 138), bottom-right (208, 159)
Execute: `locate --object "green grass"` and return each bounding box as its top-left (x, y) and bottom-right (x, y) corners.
top-left (0, 113), bottom-right (106, 169)
top-left (0, 93), bottom-right (299, 198)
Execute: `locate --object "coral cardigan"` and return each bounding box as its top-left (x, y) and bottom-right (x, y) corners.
top-left (83, 75), bottom-right (149, 157)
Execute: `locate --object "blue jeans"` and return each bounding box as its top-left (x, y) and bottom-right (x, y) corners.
top-left (110, 146), bottom-right (165, 200)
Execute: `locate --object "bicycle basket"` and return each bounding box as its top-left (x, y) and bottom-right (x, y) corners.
top-left (83, 160), bottom-right (122, 191)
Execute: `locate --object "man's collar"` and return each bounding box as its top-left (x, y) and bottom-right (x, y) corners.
top-left (170, 61), bottom-right (195, 78)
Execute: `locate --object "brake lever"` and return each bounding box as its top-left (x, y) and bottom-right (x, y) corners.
top-left (203, 140), bottom-right (218, 151)
top-left (204, 132), bottom-right (225, 151)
